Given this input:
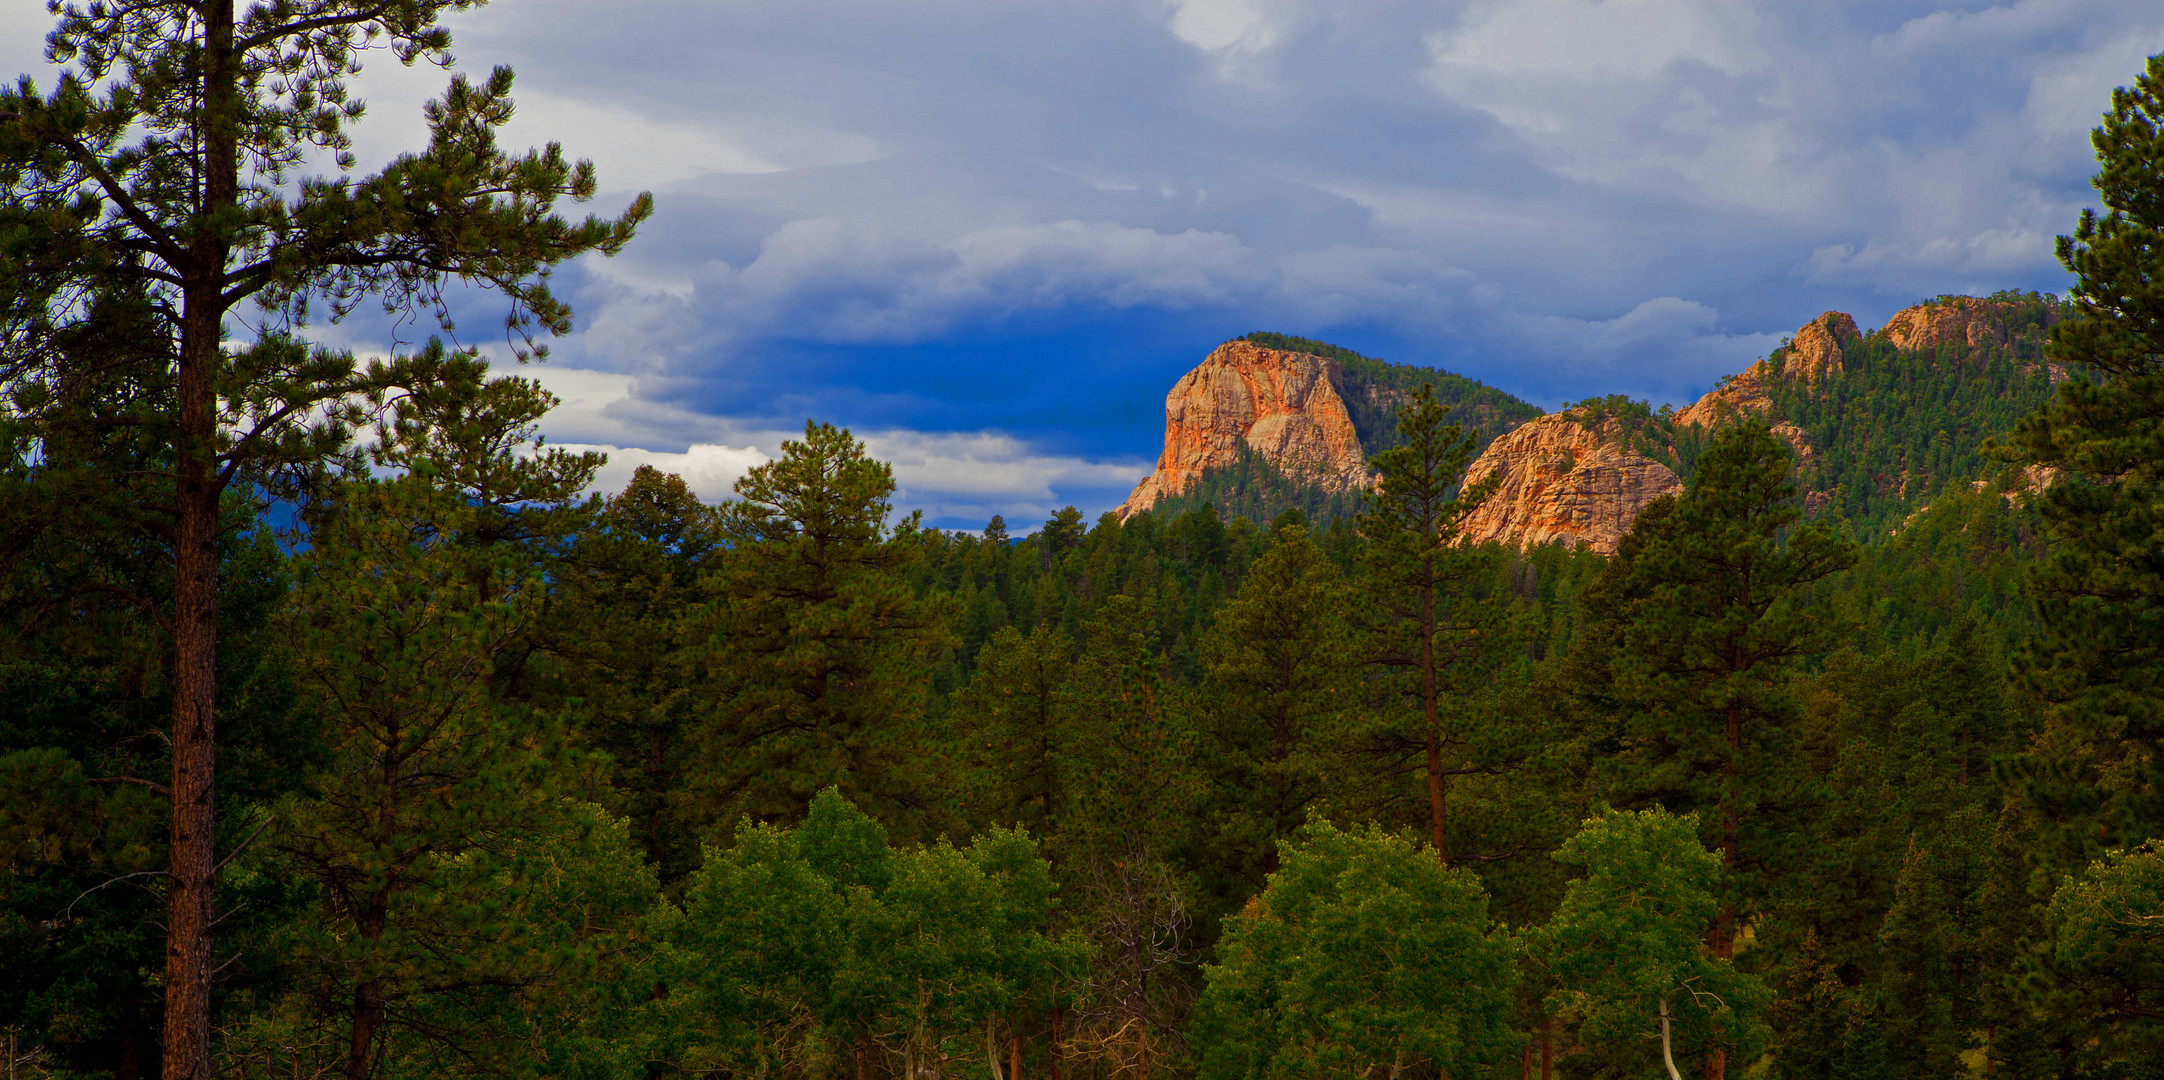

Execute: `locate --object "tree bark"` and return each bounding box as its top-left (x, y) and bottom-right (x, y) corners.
top-left (345, 885), bottom-right (392, 1080)
top-left (1421, 587), bottom-right (1448, 865)
top-left (165, 1), bottom-right (238, 1076)
top-left (346, 985), bottom-right (381, 1080)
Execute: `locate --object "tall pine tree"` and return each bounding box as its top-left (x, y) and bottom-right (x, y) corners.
top-left (2001, 51), bottom-right (2164, 853)
top-left (698, 422), bottom-right (958, 837)
top-left (1353, 385), bottom-right (1516, 865)
top-left (0, 5), bottom-right (647, 1074)
top-left (1592, 422), bottom-right (1853, 1080)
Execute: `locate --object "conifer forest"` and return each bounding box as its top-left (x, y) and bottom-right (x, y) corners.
top-left (3, 3), bottom-right (2164, 1080)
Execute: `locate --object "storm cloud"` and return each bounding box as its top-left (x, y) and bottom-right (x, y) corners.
top-left (8, 1), bottom-right (2157, 524)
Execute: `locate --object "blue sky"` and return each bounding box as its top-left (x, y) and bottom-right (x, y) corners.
top-left (8, 1), bottom-right (2161, 527)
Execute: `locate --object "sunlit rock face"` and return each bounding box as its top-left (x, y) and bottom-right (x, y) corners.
top-left (1118, 297), bottom-right (2061, 549)
top-left (1676, 311), bottom-right (1858, 431)
top-left (1458, 412), bottom-right (1682, 556)
top-left (1883, 297), bottom-right (2031, 354)
top-left (1115, 341), bottom-right (1372, 518)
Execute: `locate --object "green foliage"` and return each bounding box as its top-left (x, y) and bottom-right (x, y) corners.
top-left (1, 0), bottom-right (649, 1073)
top-left (1351, 385), bottom-right (1527, 863)
top-left (1194, 821), bottom-right (1516, 1080)
top-left (663, 790), bottom-right (1080, 1080)
top-left (2043, 842), bottom-right (2164, 1060)
top-left (1058, 596), bottom-right (1204, 864)
top-left (697, 421), bottom-right (960, 840)
top-left (546, 465), bottom-right (725, 882)
top-left (1532, 809), bottom-right (1770, 1077)
top-left (265, 470), bottom-right (648, 1078)
top-left (1593, 423), bottom-right (1857, 877)
top-left (1192, 525), bottom-right (1353, 910)
top-left (1767, 297), bottom-right (2063, 536)
top-left (11, 41), bottom-right (2164, 1080)
top-left (2000, 53), bottom-right (2164, 854)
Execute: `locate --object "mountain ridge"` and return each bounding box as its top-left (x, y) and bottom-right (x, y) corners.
top-left (1113, 292), bottom-right (2068, 550)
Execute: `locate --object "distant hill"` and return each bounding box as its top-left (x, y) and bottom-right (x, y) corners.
top-left (1117, 293), bottom-right (2072, 548)
top-left (1122, 335), bottom-right (1540, 525)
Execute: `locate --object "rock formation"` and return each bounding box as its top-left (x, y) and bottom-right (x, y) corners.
top-left (1119, 296), bottom-right (2059, 549)
top-left (1883, 297), bottom-right (2031, 354)
top-left (1115, 340), bottom-right (1372, 518)
top-left (1675, 312), bottom-right (1857, 430)
top-left (1458, 412), bottom-right (1682, 555)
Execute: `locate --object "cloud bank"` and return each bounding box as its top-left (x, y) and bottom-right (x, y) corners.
top-left (7, 1), bottom-right (2157, 525)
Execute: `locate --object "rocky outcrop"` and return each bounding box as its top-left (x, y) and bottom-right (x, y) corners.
top-left (1783, 311), bottom-right (1859, 383)
top-left (1675, 312), bottom-right (1857, 430)
top-left (1120, 297), bottom-right (2058, 548)
top-left (1116, 341), bottom-right (1372, 518)
top-left (1458, 412), bottom-right (1682, 555)
top-left (1883, 298), bottom-right (2030, 354)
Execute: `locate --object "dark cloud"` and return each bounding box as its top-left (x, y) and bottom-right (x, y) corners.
top-left (8, 0), bottom-right (2159, 524)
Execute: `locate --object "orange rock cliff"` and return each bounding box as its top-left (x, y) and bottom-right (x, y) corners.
top-left (1116, 297), bottom-right (2055, 550)
top-left (1114, 341), bottom-right (1372, 518)
top-left (1458, 413), bottom-right (1680, 556)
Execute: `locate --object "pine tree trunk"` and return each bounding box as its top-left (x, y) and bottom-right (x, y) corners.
top-left (1421, 589), bottom-right (1449, 865)
top-left (165, 2), bottom-right (237, 1076)
top-left (347, 888), bottom-right (392, 1080)
top-left (346, 986), bottom-right (381, 1080)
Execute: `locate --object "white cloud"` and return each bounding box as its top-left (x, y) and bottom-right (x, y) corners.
top-left (1801, 225), bottom-right (2056, 290)
top-left (531, 365), bottom-right (1150, 521)
top-left (503, 90), bottom-right (785, 188)
top-left (1170, 0), bottom-right (1276, 53)
top-left (564, 441), bottom-right (772, 501)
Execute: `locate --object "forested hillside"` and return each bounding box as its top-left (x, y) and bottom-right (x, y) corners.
top-left (1149, 297), bottom-right (2072, 542)
top-left (6, 1), bottom-right (2164, 1078)
top-left (1766, 292), bottom-right (2069, 534)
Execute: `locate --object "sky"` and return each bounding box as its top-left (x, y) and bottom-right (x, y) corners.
top-left (7, 0), bottom-right (2162, 528)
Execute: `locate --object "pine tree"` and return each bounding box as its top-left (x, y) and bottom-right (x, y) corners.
top-left (549, 465), bottom-right (724, 881)
top-left (954, 625), bottom-right (1076, 838)
top-left (1352, 385), bottom-right (1515, 865)
top-left (699, 422), bottom-right (958, 837)
top-left (1194, 523), bottom-right (1351, 907)
top-left (0, 5), bottom-right (647, 1073)
top-left (274, 471), bottom-right (633, 1080)
top-left (2000, 51), bottom-right (2164, 851)
top-left (1591, 422), bottom-right (1854, 1080)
